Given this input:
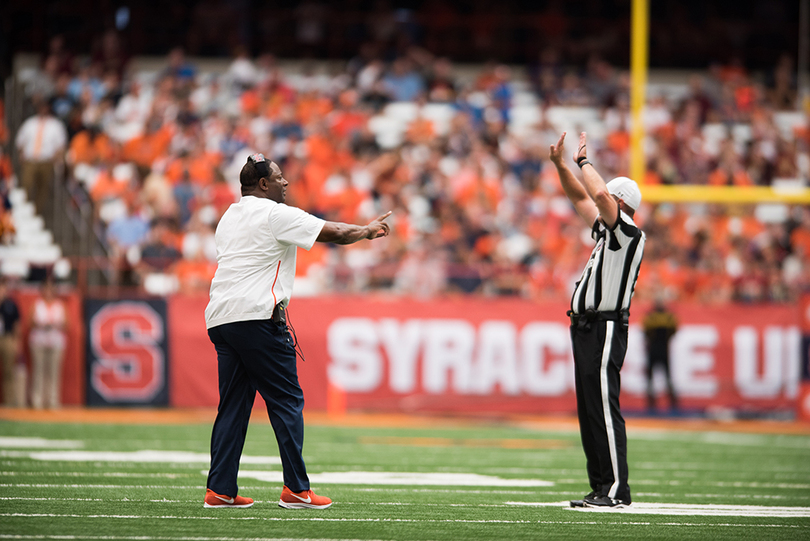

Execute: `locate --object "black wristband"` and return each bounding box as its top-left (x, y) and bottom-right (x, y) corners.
top-left (577, 159), bottom-right (591, 169)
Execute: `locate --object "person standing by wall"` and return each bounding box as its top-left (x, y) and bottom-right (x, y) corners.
top-left (549, 132), bottom-right (646, 509)
top-left (203, 153), bottom-right (392, 510)
top-left (14, 99), bottom-right (67, 220)
top-left (0, 278), bottom-right (22, 406)
top-left (642, 299), bottom-right (679, 412)
top-left (28, 279), bottom-right (67, 409)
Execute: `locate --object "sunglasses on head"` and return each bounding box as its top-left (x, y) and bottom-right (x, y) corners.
top-left (247, 153), bottom-right (270, 178)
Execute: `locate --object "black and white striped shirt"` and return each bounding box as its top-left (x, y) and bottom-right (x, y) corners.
top-left (570, 211), bottom-right (646, 315)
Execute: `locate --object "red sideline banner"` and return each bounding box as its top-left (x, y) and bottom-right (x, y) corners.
top-left (168, 295), bottom-right (801, 414)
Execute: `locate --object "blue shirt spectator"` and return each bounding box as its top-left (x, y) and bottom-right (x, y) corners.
top-left (173, 172), bottom-right (198, 227)
top-left (107, 209), bottom-right (150, 250)
top-left (383, 59), bottom-right (425, 102)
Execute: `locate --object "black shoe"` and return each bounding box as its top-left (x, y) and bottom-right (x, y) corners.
top-left (583, 494), bottom-right (631, 508)
top-left (570, 491), bottom-right (597, 508)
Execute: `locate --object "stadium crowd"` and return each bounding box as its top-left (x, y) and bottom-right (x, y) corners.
top-left (3, 32), bottom-right (810, 304)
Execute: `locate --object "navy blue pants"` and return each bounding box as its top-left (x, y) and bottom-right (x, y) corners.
top-left (207, 319), bottom-right (310, 496)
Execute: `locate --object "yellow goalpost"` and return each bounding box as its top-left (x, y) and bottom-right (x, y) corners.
top-left (629, 0), bottom-right (810, 204)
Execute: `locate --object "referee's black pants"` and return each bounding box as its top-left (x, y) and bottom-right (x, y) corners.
top-left (207, 319), bottom-right (310, 496)
top-left (570, 318), bottom-right (631, 503)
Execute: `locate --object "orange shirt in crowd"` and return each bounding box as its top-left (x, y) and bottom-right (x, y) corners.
top-left (164, 152), bottom-right (221, 187)
top-left (296, 94), bottom-right (333, 125)
top-left (791, 227), bottom-right (810, 256)
top-left (405, 117), bottom-right (435, 144)
top-left (708, 168), bottom-right (752, 186)
top-left (330, 109), bottom-right (367, 139)
top-left (240, 89), bottom-right (261, 115)
top-left (0, 153), bottom-right (12, 180)
top-left (69, 130), bottom-right (116, 164)
top-left (306, 133), bottom-right (336, 166)
top-left (643, 169), bottom-right (662, 185)
top-left (606, 129), bottom-right (630, 154)
top-left (295, 241), bottom-right (327, 277)
top-left (122, 126), bottom-right (173, 168)
top-left (90, 169), bottom-right (128, 202)
top-left (454, 175), bottom-right (502, 211)
top-left (262, 90), bottom-right (294, 119)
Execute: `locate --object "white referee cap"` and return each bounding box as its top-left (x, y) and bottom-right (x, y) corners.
top-left (606, 177), bottom-right (642, 210)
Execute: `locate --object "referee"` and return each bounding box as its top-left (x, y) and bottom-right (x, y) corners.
top-left (549, 132), bottom-right (646, 509)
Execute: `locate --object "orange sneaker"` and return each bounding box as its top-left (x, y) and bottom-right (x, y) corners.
top-left (203, 488), bottom-right (254, 508)
top-left (278, 486), bottom-right (332, 509)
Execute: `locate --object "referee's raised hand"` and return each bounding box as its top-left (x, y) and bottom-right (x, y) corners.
top-left (575, 132), bottom-right (588, 163)
top-left (549, 132), bottom-right (567, 166)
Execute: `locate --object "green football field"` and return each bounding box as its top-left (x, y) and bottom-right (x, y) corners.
top-left (0, 412), bottom-right (808, 541)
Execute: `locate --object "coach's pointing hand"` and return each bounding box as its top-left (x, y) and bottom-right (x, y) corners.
top-left (367, 211), bottom-right (392, 239)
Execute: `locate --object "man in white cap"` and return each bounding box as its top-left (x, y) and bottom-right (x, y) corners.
top-left (549, 132), bottom-right (646, 509)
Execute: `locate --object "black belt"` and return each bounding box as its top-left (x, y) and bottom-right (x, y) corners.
top-left (272, 304), bottom-right (286, 325)
top-left (567, 309), bottom-right (629, 327)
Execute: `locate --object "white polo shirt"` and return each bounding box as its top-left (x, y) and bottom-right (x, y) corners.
top-left (205, 195), bottom-right (325, 329)
top-left (15, 115), bottom-right (67, 161)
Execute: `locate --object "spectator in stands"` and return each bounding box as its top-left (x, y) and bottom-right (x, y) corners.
top-left (137, 219), bottom-right (182, 281)
top-left (394, 239), bottom-right (447, 297)
top-left (0, 279), bottom-right (22, 407)
top-left (91, 30), bottom-right (130, 80)
top-left (224, 46), bottom-right (259, 92)
top-left (15, 99), bottom-right (68, 219)
top-left (50, 74), bottom-right (77, 124)
top-left (26, 56), bottom-right (59, 99)
top-left (15, 36), bottom-right (807, 306)
top-left (113, 80), bottom-right (151, 143)
top-left (426, 57), bottom-right (458, 103)
top-left (106, 197), bottom-right (150, 286)
top-left (67, 61), bottom-right (106, 105)
top-left (161, 47), bottom-right (197, 90)
top-left (488, 64), bottom-right (514, 122)
top-left (0, 146), bottom-right (14, 244)
top-left (43, 35), bottom-right (75, 78)
top-left (28, 278), bottom-right (67, 410)
top-left (382, 58), bottom-right (425, 102)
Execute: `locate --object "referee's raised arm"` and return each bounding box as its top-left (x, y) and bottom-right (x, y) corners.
top-left (572, 132), bottom-right (620, 228)
top-left (549, 132), bottom-right (598, 227)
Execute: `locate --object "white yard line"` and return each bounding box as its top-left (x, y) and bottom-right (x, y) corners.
top-left (0, 472), bottom-right (194, 478)
top-left (0, 513), bottom-right (804, 528)
top-left (0, 484), bottom-right (207, 489)
top-left (0, 438), bottom-right (83, 449)
top-left (0, 534), bottom-right (392, 541)
top-left (507, 501), bottom-right (810, 517)
top-left (555, 478), bottom-right (810, 489)
top-left (25, 451), bottom-right (280, 465)
top-left (236, 470), bottom-right (553, 487)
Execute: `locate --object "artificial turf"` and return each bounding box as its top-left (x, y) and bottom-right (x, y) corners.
top-left (0, 414), bottom-right (808, 541)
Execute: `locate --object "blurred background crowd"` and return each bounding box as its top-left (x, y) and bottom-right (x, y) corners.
top-left (0, 0), bottom-right (808, 306)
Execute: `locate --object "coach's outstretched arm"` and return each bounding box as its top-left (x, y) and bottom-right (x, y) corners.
top-left (550, 132), bottom-right (598, 227)
top-left (317, 211), bottom-right (392, 244)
